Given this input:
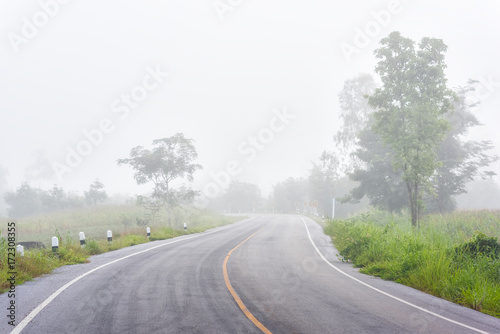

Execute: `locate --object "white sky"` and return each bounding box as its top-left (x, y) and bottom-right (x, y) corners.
top-left (1, 0), bottom-right (499, 198)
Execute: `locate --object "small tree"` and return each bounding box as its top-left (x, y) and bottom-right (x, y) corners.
top-left (84, 179), bottom-right (108, 206)
top-left (117, 133), bottom-right (202, 225)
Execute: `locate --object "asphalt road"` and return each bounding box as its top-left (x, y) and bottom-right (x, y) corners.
top-left (3, 215), bottom-right (500, 333)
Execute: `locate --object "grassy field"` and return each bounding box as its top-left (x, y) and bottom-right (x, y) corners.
top-left (0, 204), bottom-right (244, 293)
top-left (1, 204), bottom-right (236, 245)
top-left (324, 210), bottom-right (500, 318)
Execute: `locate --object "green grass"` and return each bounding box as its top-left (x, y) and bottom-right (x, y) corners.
top-left (324, 210), bottom-right (500, 318)
top-left (0, 205), bottom-right (244, 293)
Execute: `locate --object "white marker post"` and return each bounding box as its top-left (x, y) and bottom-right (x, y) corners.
top-left (79, 232), bottom-right (86, 247)
top-left (107, 230), bottom-right (112, 242)
top-left (16, 245), bottom-right (24, 257)
top-left (183, 222), bottom-right (187, 231)
top-left (52, 237), bottom-right (59, 253)
top-left (332, 198), bottom-right (336, 219)
top-left (146, 227), bottom-right (151, 238)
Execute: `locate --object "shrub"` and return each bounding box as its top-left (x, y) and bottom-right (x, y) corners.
top-left (324, 210), bottom-right (500, 318)
top-left (454, 232), bottom-right (500, 259)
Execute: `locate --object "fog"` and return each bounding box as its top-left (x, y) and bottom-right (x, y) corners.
top-left (1, 0), bottom-right (499, 208)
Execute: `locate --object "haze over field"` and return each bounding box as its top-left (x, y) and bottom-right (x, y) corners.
top-left (3, 4), bottom-right (500, 330)
top-left (1, 0), bottom-right (499, 208)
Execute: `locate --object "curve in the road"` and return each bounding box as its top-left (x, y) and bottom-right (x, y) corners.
top-left (7, 215), bottom-right (499, 333)
top-left (222, 228), bottom-right (272, 334)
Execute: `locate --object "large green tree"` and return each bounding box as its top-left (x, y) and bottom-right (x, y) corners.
top-left (348, 80), bottom-right (497, 215)
top-left (368, 32), bottom-right (455, 227)
top-left (117, 133), bottom-right (202, 225)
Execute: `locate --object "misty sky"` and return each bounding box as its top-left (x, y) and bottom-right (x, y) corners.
top-left (1, 0), bottom-right (499, 199)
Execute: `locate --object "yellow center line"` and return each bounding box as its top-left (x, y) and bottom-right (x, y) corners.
top-left (222, 228), bottom-right (272, 334)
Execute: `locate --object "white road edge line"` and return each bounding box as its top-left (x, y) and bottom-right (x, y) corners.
top-left (10, 218), bottom-right (254, 334)
top-left (300, 216), bottom-right (490, 334)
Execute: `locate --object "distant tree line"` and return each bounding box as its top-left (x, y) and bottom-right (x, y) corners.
top-left (206, 180), bottom-right (264, 213)
top-left (271, 155), bottom-right (368, 218)
top-left (202, 153), bottom-right (369, 217)
top-left (3, 179), bottom-right (108, 218)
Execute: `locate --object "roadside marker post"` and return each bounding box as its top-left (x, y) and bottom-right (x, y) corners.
top-left (183, 222), bottom-right (187, 231)
top-left (79, 232), bottom-right (86, 247)
top-left (16, 244), bottom-right (24, 257)
top-left (147, 227), bottom-right (151, 238)
top-left (107, 230), bottom-right (112, 242)
top-left (52, 237), bottom-right (59, 253)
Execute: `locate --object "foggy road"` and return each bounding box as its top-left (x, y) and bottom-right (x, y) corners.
top-left (4, 215), bottom-right (500, 334)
